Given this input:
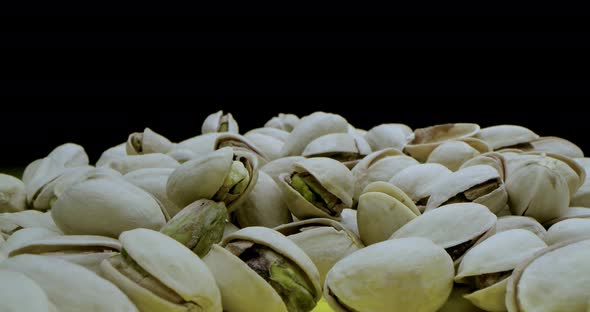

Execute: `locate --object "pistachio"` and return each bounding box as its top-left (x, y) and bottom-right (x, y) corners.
top-left (105, 153), bottom-right (180, 174)
top-left (404, 123), bottom-right (480, 162)
top-left (214, 133), bottom-right (270, 166)
top-left (426, 138), bottom-right (491, 171)
top-left (545, 218), bottom-right (590, 245)
top-left (339, 208), bottom-right (359, 237)
top-left (0, 270), bottom-right (57, 312)
top-left (202, 110), bottom-right (239, 134)
top-left (96, 143), bottom-right (127, 167)
top-left (246, 127), bottom-right (290, 142)
top-left (280, 112), bottom-right (349, 157)
top-left (0, 210), bottom-right (61, 236)
top-left (460, 151), bottom-right (507, 180)
top-left (174, 133), bottom-right (220, 158)
top-left (495, 215), bottom-right (547, 240)
top-left (302, 133), bottom-right (371, 169)
top-left (530, 136), bottom-right (584, 158)
top-left (543, 207), bottom-right (590, 226)
top-left (124, 168), bottom-right (182, 217)
top-left (474, 125), bottom-right (539, 150)
top-left (388, 163), bottom-right (452, 211)
top-left (0, 174), bottom-right (26, 212)
top-left (438, 285), bottom-right (485, 312)
top-left (0, 227), bottom-right (61, 258)
top-left (260, 156), bottom-right (306, 185)
top-left (243, 132), bottom-right (284, 161)
top-left (126, 128), bottom-right (175, 155)
top-left (265, 113), bottom-right (300, 132)
top-left (364, 123), bottom-right (414, 151)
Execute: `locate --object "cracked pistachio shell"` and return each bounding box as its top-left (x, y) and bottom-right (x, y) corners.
top-left (124, 168), bottom-right (182, 218)
top-left (32, 165), bottom-right (94, 211)
top-left (572, 158), bottom-right (590, 207)
top-left (126, 128), bottom-right (175, 155)
top-left (0, 270), bottom-right (56, 312)
top-left (545, 218), bottom-right (590, 245)
top-left (357, 181), bottom-right (420, 245)
top-left (325, 237), bottom-right (454, 312)
top-left (426, 164), bottom-right (508, 214)
top-left (460, 152), bottom-right (507, 180)
top-left (51, 175), bottom-right (166, 237)
top-left (280, 112), bottom-right (349, 157)
top-left (274, 218), bottom-right (364, 286)
top-left (9, 235), bottom-right (120, 274)
top-left (0, 228), bottom-right (61, 258)
top-left (232, 171), bottom-right (292, 228)
top-left (474, 125), bottom-right (539, 150)
top-left (175, 133), bottom-right (220, 158)
top-left (404, 123), bottom-right (480, 162)
top-left (0, 174), bottom-right (26, 212)
top-left (166, 147), bottom-right (258, 212)
top-left (101, 228), bottom-right (222, 312)
top-left (203, 226), bottom-right (322, 312)
top-left (505, 157), bottom-right (570, 223)
top-left (278, 157), bottom-right (354, 220)
top-left (364, 123), bottom-right (414, 151)
top-left (47, 143), bottom-right (89, 168)
top-left (455, 230), bottom-right (547, 311)
top-left (243, 132), bottom-right (284, 161)
top-left (523, 151), bottom-right (586, 196)
top-left (0, 210), bottom-right (61, 236)
top-left (506, 238), bottom-right (590, 312)
top-left (438, 285), bottom-right (485, 312)
top-left (96, 143), bottom-right (127, 167)
top-left (302, 133), bottom-right (371, 169)
top-left (426, 138), bottom-right (491, 171)
top-left (351, 148), bottom-right (418, 207)
top-left (496, 216), bottom-right (547, 240)
top-left (388, 163), bottom-right (452, 211)
top-left (166, 148), bottom-right (196, 164)
top-left (339, 208), bottom-right (359, 237)
top-left (202, 110), bottom-right (239, 134)
top-left (260, 156), bottom-right (306, 185)
top-left (543, 207), bottom-right (590, 226)
top-left (264, 113), bottom-right (300, 132)
top-left (105, 153), bottom-right (180, 175)
top-left (214, 133), bottom-right (270, 166)
top-left (0, 254), bottom-right (138, 312)
top-left (530, 136), bottom-right (584, 158)
top-left (25, 157), bottom-right (68, 207)
top-left (390, 203), bottom-right (497, 264)
top-left (246, 127), bottom-right (290, 142)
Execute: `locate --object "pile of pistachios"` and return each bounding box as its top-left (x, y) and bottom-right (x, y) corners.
top-left (2, 110), bottom-right (590, 312)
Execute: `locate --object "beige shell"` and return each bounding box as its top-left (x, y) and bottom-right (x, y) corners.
top-left (460, 152), bottom-right (507, 180)
top-left (545, 218), bottom-right (590, 245)
top-left (202, 110), bottom-right (239, 134)
top-left (524, 151), bottom-right (587, 196)
top-left (46, 143), bottom-right (89, 168)
top-left (530, 136), bottom-right (584, 158)
top-left (496, 216), bottom-right (547, 240)
top-left (274, 218), bottom-right (364, 286)
top-left (166, 147), bottom-right (258, 212)
top-left (22, 158), bottom-right (44, 186)
top-left (0, 174), bottom-right (27, 212)
top-left (474, 125), bottom-right (539, 150)
top-left (245, 127), bottom-right (290, 142)
top-left (506, 238), bottom-right (590, 312)
top-left (100, 228), bottom-right (222, 312)
top-left (126, 128), bottom-right (175, 155)
top-left (388, 163), bottom-right (453, 210)
top-left (302, 133), bottom-right (372, 168)
top-left (0, 210), bottom-right (61, 236)
top-left (32, 165), bottom-right (95, 211)
top-left (203, 226), bottom-right (322, 312)
top-left (0, 228), bottom-right (62, 259)
top-left (8, 235), bottom-right (121, 274)
top-left (105, 153), bottom-right (180, 174)
top-left (438, 285), bottom-right (485, 312)
top-left (339, 208), bottom-right (359, 237)
top-left (214, 133), bottom-right (270, 166)
top-left (174, 133), bottom-right (220, 157)
top-left (404, 123), bottom-right (480, 162)
top-left (543, 207), bottom-right (590, 226)
top-left (51, 175), bottom-right (166, 238)
top-left (572, 159), bottom-right (590, 207)
top-left (25, 157), bottom-right (68, 207)
top-left (364, 123), bottom-right (414, 151)
top-left (166, 148), bottom-right (196, 164)
top-left (264, 113), bottom-right (300, 132)
top-left (278, 157), bottom-right (354, 220)
top-left (124, 168), bottom-right (182, 218)
top-left (324, 237), bottom-right (454, 312)
top-left (426, 138), bottom-right (491, 171)
top-left (232, 171), bottom-right (292, 228)
top-left (280, 112), bottom-right (349, 157)
top-left (0, 254), bottom-right (138, 312)
top-left (425, 164), bottom-right (508, 214)
top-left (260, 156), bottom-right (306, 185)
top-left (357, 182), bottom-right (420, 245)
top-left (0, 270), bottom-right (56, 312)
top-left (96, 143), bottom-right (127, 167)
top-left (243, 132), bottom-right (284, 160)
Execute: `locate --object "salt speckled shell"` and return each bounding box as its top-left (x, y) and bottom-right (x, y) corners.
top-left (404, 123), bottom-right (480, 162)
top-left (0, 270), bottom-right (56, 312)
top-left (364, 123), bottom-right (414, 151)
top-left (545, 218), bottom-right (590, 245)
top-left (280, 112), bottom-right (348, 157)
top-left (475, 125), bottom-right (539, 150)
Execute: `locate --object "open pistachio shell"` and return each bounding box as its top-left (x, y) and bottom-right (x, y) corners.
top-left (274, 218), bottom-right (364, 287)
top-left (25, 157), bottom-right (68, 207)
top-left (390, 203), bottom-right (497, 264)
top-left (496, 216), bottom-right (547, 240)
top-left (474, 125), bottom-right (539, 150)
top-left (460, 152), bottom-right (507, 180)
top-left (175, 133), bottom-right (220, 158)
top-left (100, 228), bottom-right (222, 312)
top-left (51, 175), bottom-right (166, 238)
top-left (96, 143), bottom-right (127, 167)
top-left (32, 165), bottom-right (95, 211)
top-left (166, 147), bottom-right (258, 212)
top-left (426, 164), bottom-right (508, 214)
top-left (339, 208), bottom-right (359, 237)
top-left (404, 123), bottom-right (480, 162)
top-left (0, 210), bottom-right (61, 236)
top-left (545, 218), bottom-right (590, 245)
top-left (0, 270), bottom-right (56, 312)
top-left (0, 228), bottom-right (61, 258)
top-left (388, 163), bottom-right (453, 211)
top-left (522, 151), bottom-right (586, 196)
top-left (324, 237), bottom-right (454, 312)
top-left (364, 123), bottom-right (414, 151)
top-left (506, 238), bottom-right (590, 312)
top-left (260, 156), bottom-right (306, 185)
top-left (0, 254), bottom-right (138, 312)
top-left (22, 158), bottom-right (43, 186)
top-left (543, 207), bottom-right (590, 227)
top-left (243, 132), bottom-right (284, 161)
top-left (47, 143), bottom-right (89, 168)
top-left (246, 127), bottom-right (290, 142)
top-left (302, 133), bottom-right (371, 169)
top-left (203, 227), bottom-right (322, 312)
top-left (202, 110), bottom-right (239, 134)
top-left (0, 174), bottom-right (27, 212)
top-left (214, 133), bottom-right (270, 166)
top-left (8, 235), bottom-right (121, 274)
top-left (455, 229), bottom-right (547, 311)
top-left (124, 168), bottom-right (182, 218)
top-left (232, 171), bottom-right (292, 228)
top-left (126, 128), bottom-right (175, 155)
top-left (357, 181), bottom-right (420, 245)
top-left (280, 112), bottom-right (349, 157)
top-left (530, 136), bottom-right (584, 158)
top-left (166, 148), bottom-right (196, 164)
top-left (278, 157), bottom-right (354, 220)
top-left (105, 153), bottom-right (180, 174)
top-left (438, 285), bottom-right (485, 312)
top-left (426, 138), bottom-right (491, 171)
top-left (264, 113), bottom-right (300, 132)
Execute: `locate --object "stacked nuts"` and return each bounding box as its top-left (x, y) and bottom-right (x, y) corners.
top-left (1, 110), bottom-right (590, 312)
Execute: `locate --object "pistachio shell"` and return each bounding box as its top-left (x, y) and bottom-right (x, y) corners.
top-left (474, 125), bottom-right (539, 150)
top-left (214, 133), bottom-right (270, 166)
top-left (106, 153), bottom-right (180, 174)
top-left (464, 278), bottom-right (509, 312)
top-left (388, 163), bottom-right (452, 209)
top-left (101, 228), bottom-right (222, 312)
top-left (175, 133), bottom-right (220, 157)
top-left (32, 165), bottom-right (95, 211)
top-left (260, 156), bottom-right (306, 185)
top-left (246, 127), bottom-right (290, 142)
top-left (223, 221), bottom-right (240, 239)
top-left (124, 168), bottom-right (182, 218)
top-left (530, 136), bottom-right (584, 158)
top-left (426, 138), bottom-right (491, 171)
top-left (523, 151), bottom-right (586, 196)
top-left (506, 239), bottom-right (590, 312)
top-left (25, 157), bottom-right (67, 206)
top-left (0, 270), bottom-right (55, 312)
top-left (496, 216), bottom-right (546, 240)
top-left (202, 110), bottom-right (239, 134)
top-left (0, 210), bottom-right (61, 235)
top-left (96, 143), bottom-right (127, 167)
top-left (364, 123), bottom-right (414, 151)
top-left (302, 133), bottom-right (370, 167)
top-left (438, 285), bottom-right (485, 312)
top-left (264, 113), bottom-right (300, 132)
top-left (362, 181), bottom-right (420, 215)
top-left (126, 128), bottom-right (175, 155)
top-left (339, 208), bottom-right (359, 237)
top-left (22, 158), bottom-right (44, 186)
top-left (51, 176), bottom-right (166, 237)
top-left (404, 123), bottom-right (480, 162)
top-left (280, 112), bottom-right (349, 157)
top-left (0, 254), bottom-right (138, 312)
top-left (543, 207), bottom-right (590, 226)
top-left (460, 152), bottom-right (507, 180)
top-left (232, 171), bottom-right (292, 228)
top-left (47, 143), bottom-right (89, 168)
top-left (0, 228), bottom-right (61, 257)
top-left (324, 237), bottom-right (454, 312)
top-left (166, 148), bottom-right (196, 164)
top-left (545, 218), bottom-right (590, 245)
top-left (243, 132), bottom-right (284, 160)
top-left (0, 174), bottom-right (27, 212)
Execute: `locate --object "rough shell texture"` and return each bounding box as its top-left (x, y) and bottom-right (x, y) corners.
top-left (280, 112), bottom-right (349, 157)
